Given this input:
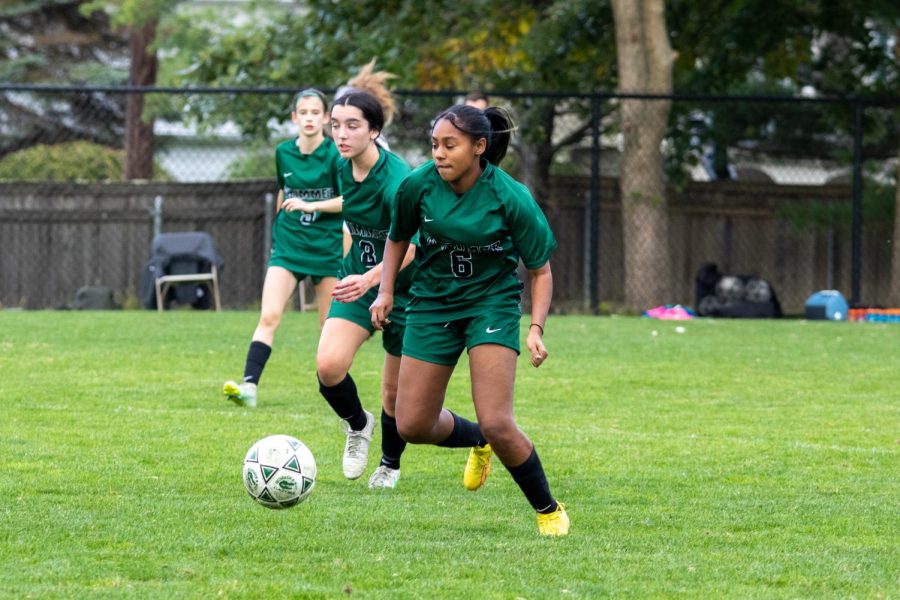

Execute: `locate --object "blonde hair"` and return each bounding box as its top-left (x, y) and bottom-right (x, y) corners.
top-left (337, 59), bottom-right (397, 127)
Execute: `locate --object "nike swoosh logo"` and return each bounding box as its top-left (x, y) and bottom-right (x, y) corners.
top-left (283, 172), bottom-right (292, 178)
top-left (485, 327), bottom-right (502, 333)
top-left (423, 217), bottom-right (434, 222)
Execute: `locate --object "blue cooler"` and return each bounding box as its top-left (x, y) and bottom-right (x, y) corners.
top-left (804, 290), bottom-right (849, 321)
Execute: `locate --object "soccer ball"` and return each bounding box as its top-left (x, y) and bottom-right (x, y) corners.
top-left (715, 275), bottom-right (745, 302)
top-left (744, 277), bottom-right (772, 303)
top-left (242, 435), bottom-right (317, 509)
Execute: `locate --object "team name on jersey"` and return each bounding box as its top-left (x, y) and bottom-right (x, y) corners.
top-left (285, 187), bottom-right (335, 200)
top-left (423, 233), bottom-right (504, 254)
top-left (346, 221), bottom-right (389, 241)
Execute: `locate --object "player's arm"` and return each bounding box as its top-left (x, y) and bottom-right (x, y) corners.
top-left (275, 190), bottom-right (284, 213)
top-left (526, 261), bottom-right (552, 368)
top-left (283, 195), bottom-right (344, 213)
top-left (332, 241), bottom-right (415, 304)
top-left (369, 238), bottom-right (410, 329)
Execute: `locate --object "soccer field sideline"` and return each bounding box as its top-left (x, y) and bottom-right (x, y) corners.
top-left (1, 311), bottom-right (897, 598)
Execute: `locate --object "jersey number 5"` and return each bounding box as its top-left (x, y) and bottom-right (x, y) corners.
top-left (450, 250), bottom-right (473, 278)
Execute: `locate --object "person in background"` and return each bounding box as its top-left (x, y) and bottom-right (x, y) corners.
top-left (464, 91), bottom-right (489, 110)
top-left (224, 88), bottom-right (343, 408)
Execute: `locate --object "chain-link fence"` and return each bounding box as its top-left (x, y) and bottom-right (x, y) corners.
top-left (1, 84), bottom-right (897, 313)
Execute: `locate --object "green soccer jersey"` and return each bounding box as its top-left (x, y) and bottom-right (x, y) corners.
top-left (270, 136), bottom-right (343, 276)
top-left (390, 159), bottom-right (557, 323)
top-left (338, 147), bottom-right (416, 312)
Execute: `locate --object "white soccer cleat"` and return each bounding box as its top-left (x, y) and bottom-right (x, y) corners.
top-left (367, 465), bottom-right (400, 489)
top-left (340, 410), bottom-right (375, 480)
top-left (223, 380), bottom-right (257, 408)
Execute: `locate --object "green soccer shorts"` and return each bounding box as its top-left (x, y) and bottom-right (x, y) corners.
top-left (402, 309), bottom-right (521, 366)
top-left (327, 294), bottom-right (405, 357)
top-left (266, 260), bottom-right (332, 286)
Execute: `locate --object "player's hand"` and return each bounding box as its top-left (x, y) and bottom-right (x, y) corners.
top-left (369, 292), bottom-right (394, 330)
top-left (526, 329), bottom-right (549, 368)
top-left (282, 198), bottom-right (314, 213)
top-left (332, 274), bottom-right (372, 304)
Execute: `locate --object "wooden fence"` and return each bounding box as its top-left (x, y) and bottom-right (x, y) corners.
top-left (0, 178), bottom-right (887, 312)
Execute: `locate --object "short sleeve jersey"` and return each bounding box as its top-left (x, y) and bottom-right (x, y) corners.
top-left (338, 147), bottom-right (415, 309)
top-left (271, 136), bottom-right (343, 276)
top-left (390, 160), bottom-right (557, 323)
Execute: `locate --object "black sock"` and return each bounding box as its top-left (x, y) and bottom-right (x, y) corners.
top-left (506, 446), bottom-right (558, 514)
top-left (379, 410), bottom-right (406, 470)
top-left (436, 411), bottom-right (487, 448)
top-left (318, 373), bottom-right (367, 430)
top-left (243, 341), bottom-right (271, 385)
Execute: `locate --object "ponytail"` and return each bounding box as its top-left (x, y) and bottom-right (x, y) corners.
top-left (482, 107), bottom-right (513, 166)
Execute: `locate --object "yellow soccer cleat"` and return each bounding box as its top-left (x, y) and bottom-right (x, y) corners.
top-left (537, 502), bottom-right (570, 536)
top-left (223, 380), bottom-right (257, 408)
top-left (463, 444), bottom-right (492, 491)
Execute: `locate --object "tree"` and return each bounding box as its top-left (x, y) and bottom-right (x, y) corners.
top-left (0, 1), bottom-right (128, 157)
top-left (83, 0), bottom-right (176, 180)
top-left (159, 0), bottom-right (617, 207)
top-left (611, 0), bottom-right (676, 310)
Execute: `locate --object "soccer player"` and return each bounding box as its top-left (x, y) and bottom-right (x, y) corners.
top-left (315, 89), bottom-right (417, 489)
top-left (370, 104), bottom-right (570, 535)
top-left (224, 89), bottom-right (343, 408)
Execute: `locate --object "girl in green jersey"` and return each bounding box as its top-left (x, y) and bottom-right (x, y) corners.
top-left (371, 105), bottom-right (569, 536)
top-left (315, 89), bottom-right (419, 489)
top-left (224, 89), bottom-right (344, 408)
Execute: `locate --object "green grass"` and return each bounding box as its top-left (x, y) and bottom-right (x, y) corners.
top-left (1, 312), bottom-right (898, 598)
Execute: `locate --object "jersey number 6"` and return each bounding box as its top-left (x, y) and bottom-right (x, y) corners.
top-left (450, 250), bottom-right (473, 278)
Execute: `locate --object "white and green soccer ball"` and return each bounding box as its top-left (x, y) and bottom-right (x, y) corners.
top-left (242, 435), bottom-right (317, 509)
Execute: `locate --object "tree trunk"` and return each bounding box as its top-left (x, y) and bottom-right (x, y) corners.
top-left (889, 142), bottom-right (900, 304)
top-left (611, 0), bottom-right (675, 311)
top-left (124, 21), bottom-right (158, 180)
top-left (515, 99), bottom-right (556, 211)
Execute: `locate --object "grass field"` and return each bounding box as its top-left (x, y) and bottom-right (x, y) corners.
top-left (1, 311), bottom-right (898, 598)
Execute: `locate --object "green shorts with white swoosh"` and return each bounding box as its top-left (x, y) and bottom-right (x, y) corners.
top-left (400, 309), bottom-right (521, 366)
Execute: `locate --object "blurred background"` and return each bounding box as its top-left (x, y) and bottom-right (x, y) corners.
top-left (1, 0), bottom-right (897, 313)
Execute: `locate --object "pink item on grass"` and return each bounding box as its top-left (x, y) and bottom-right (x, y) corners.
top-left (643, 305), bottom-right (695, 320)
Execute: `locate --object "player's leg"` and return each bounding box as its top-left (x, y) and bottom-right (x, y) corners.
top-left (468, 325), bottom-right (569, 536)
top-left (393, 355), bottom-right (456, 443)
top-left (313, 276), bottom-right (338, 328)
top-left (394, 320), bottom-right (485, 450)
top-left (368, 351), bottom-right (404, 489)
top-left (224, 266), bottom-right (297, 407)
top-left (316, 316), bottom-right (374, 479)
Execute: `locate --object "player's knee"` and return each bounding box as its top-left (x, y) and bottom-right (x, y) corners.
top-left (381, 383), bottom-right (398, 410)
top-left (258, 308), bottom-right (282, 330)
top-left (479, 418), bottom-right (518, 448)
top-left (315, 355), bottom-right (347, 387)
top-left (396, 417), bottom-right (429, 444)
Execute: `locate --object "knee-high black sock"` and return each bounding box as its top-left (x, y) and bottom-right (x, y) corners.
top-left (505, 446), bottom-right (558, 514)
top-left (436, 411), bottom-right (487, 448)
top-left (318, 373), bottom-right (367, 430)
top-left (243, 341), bottom-right (271, 385)
top-left (379, 410), bottom-right (406, 469)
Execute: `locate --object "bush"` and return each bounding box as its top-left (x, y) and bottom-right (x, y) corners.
top-left (0, 141), bottom-right (171, 181)
top-left (224, 142), bottom-right (275, 180)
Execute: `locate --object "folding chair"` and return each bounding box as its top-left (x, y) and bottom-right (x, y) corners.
top-left (144, 232), bottom-right (224, 311)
